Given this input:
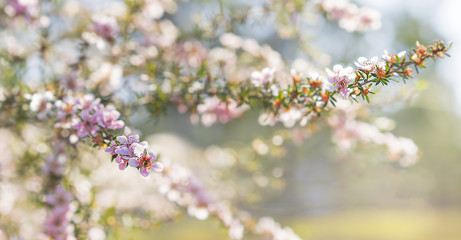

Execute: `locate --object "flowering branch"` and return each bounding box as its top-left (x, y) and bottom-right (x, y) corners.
top-left (142, 40), bottom-right (450, 127)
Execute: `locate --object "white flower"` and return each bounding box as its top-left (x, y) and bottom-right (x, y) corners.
top-left (251, 68), bottom-right (275, 87)
top-left (382, 50), bottom-right (406, 63)
top-left (382, 50), bottom-right (392, 62)
top-left (279, 108), bottom-right (302, 128)
top-left (354, 56), bottom-right (378, 71)
top-left (220, 33), bottom-right (243, 49)
top-left (30, 91), bottom-right (55, 120)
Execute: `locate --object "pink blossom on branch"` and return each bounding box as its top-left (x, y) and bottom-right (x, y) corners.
top-left (53, 94), bottom-right (125, 139)
top-left (105, 134), bottom-right (163, 176)
top-left (325, 64), bottom-right (355, 99)
top-left (97, 104), bottom-right (125, 130)
top-left (73, 109), bottom-right (100, 138)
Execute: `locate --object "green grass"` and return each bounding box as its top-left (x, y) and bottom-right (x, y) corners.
top-left (289, 208), bottom-right (461, 240)
top-left (112, 208), bottom-right (461, 240)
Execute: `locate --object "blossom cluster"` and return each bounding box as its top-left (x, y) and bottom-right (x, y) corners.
top-left (259, 107), bottom-right (310, 128)
top-left (319, 0), bottom-right (381, 32)
top-left (27, 93), bottom-right (125, 140)
top-left (58, 95), bottom-right (124, 138)
top-left (105, 135), bottom-right (163, 177)
top-left (43, 186), bottom-right (73, 240)
top-left (251, 68), bottom-right (276, 87)
top-left (25, 91), bottom-right (167, 178)
top-left (193, 96), bottom-right (249, 126)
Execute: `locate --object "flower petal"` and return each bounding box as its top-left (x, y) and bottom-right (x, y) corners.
top-left (115, 146), bottom-right (130, 155)
top-left (116, 136), bottom-right (128, 144)
top-left (128, 158), bottom-right (139, 167)
top-left (119, 162), bottom-right (127, 170)
top-left (140, 167), bottom-right (150, 177)
top-left (151, 162), bottom-right (164, 173)
top-left (128, 134), bottom-right (140, 144)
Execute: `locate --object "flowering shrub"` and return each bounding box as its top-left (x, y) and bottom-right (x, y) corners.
top-left (0, 0), bottom-right (451, 239)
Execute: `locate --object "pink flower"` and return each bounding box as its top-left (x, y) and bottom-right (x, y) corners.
top-left (106, 134), bottom-right (163, 176)
top-left (128, 134), bottom-right (140, 144)
top-left (91, 16), bottom-right (119, 42)
top-left (111, 135), bottom-right (147, 170)
top-left (43, 186), bottom-right (72, 240)
top-left (115, 155), bottom-right (128, 170)
top-left (129, 150), bottom-right (163, 176)
top-left (73, 109), bottom-right (100, 138)
top-left (105, 140), bottom-right (117, 155)
top-left (76, 94), bottom-right (101, 111)
top-left (97, 105), bottom-right (125, 130)
top-left (55, 96), bottom-right (77, 128)
top-left (196, 96), bottom-right (249, 126)
top-left (325, 64), bottom-right (355, 99)
top-left (54, 94), bottom-right (126, 139)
